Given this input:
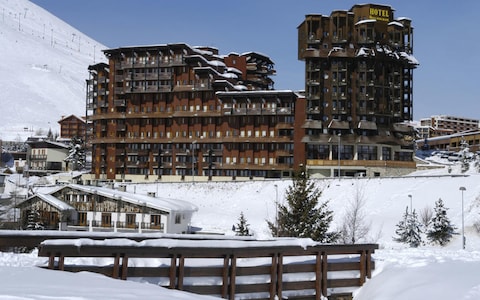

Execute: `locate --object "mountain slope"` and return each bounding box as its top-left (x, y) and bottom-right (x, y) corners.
top-left (0, 0), bottom-right (106, 141)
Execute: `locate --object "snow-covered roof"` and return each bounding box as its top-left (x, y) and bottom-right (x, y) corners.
top-left (399, 52), bottom-right (419, 65)
top-left (37, 193), bottom-right (75, 211)
top-left (388, 21), bottom-right (404, 28)
top-left (68, 184), bottom-right (198, 214)
top-left (355, 19), bottom-right (376, 26)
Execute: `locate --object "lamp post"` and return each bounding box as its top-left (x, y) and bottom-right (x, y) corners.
top-left (408, 194), bottom-right (412, 214)
top-left (274, 184), bottom-right (278, 237)
top-left (337, 133), bottom-right (341, 179)
top-left (459, 186), bottom-right (466, 249)
top-left (191, 140), bottom-right (197, 183)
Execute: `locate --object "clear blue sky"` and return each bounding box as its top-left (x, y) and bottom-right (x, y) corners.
top-left (30, 0), bottom-right (480, 121)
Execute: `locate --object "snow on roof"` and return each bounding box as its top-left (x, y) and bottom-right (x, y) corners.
top-left (388, 21), bottom-right (404, 28)
top-left (68, 184), bottom-right (198, 214)
top-left (355, 19), bottom-right (376, 26)
top-left (226, 67), bottom-right (242, 74)
top-left (194, 66), bottom-right (238, 80)
top-left (208, 60), bottom-right (226, 68)
top-left (399, 52), bottom-right (419, 65)
top-left (37, 193), bottom-right (75, 211)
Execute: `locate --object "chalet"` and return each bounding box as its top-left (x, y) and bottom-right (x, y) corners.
top-left (16, 184), bottom-right (198, 234)
top-left (26, 138), bottom-right (69, 176)
top-left (58, 114), bottom-right (86, 140)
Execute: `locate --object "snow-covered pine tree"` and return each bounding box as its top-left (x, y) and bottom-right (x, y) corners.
top-left (235, 211), bottom-right (252, 236)
top-left (405, 209), bottom-right (423, 247)
top-left (267, 166), bottom-right (338, 242)
top-left (394, 207), bottom-right (423, 247)
top-left (394, 207), bottom-right (410, 244)
top-left (64, 136), bottom-right (85, 171)
top-left (26, 209), bottom-right (44, 230)
top-left (426, 198), bottom-right (456, 246)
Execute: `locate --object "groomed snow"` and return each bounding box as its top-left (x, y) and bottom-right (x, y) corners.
top-left (2, 157), bottom-right (480, 299)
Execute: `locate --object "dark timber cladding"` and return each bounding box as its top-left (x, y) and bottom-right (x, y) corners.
top-left (87, 43), bottom-right (298, 180)
top-left (298, 4), bottom-right (419, 177)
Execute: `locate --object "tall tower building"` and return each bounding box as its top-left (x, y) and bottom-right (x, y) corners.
top-left (297, 4), bottom-right (419, 177)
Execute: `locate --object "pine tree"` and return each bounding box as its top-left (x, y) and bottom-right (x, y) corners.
top-left (405, 209), bottom-right (423, 247)
top-left (394, 207), bottom-right (422, 247)
top-left (394, 207), bottom-right (410, 244)
top-left (235, 211), bottom-right (252, 236)
top-left (426, 198), bottom-right (456, 246)
top-left (26, 209), bottom-right (44, 230)
top-left (267, 166), bottom-right (338, 243)
top-left (64, 136), bottom-right (85, 171)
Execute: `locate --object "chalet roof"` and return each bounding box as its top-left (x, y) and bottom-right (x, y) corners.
top-left (58, 114), bottom-right (86, 124)
top-left (68, 184), bottom-right (198, 214)
top-left (18, 193), bottom-right (75, 211)
top-left (26, 139), bottom-right (69, 149)
top-left (38, 193), bottom-right (75, 211)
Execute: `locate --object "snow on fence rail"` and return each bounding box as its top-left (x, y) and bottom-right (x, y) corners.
top-left (37, 238), bottom-right (378, 300)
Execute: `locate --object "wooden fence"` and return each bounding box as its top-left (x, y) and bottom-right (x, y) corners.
top-left (37, 238), bottom-right (378, 300)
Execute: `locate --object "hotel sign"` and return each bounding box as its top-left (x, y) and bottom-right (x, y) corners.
top-left (369, 7), bottom-right (391, 22)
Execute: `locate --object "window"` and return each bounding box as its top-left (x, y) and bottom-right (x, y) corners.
top-left (78, 212), bottom-right (87, 226)
top-left (175, 214), bottom-right (181, 224)
top-left (126, 214), bottom-right (136, 228)
top-left (101, 213), bottom-right (112, 227)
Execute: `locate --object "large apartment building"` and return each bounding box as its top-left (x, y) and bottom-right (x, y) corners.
top-left (420, 115), bottom-right (480, 137)
top-left (297, 3), bottom-right (419, 177)
top-left (86, 44), bottom-right (300, 181)
top-left (86, 3), bottom-right (419, 181)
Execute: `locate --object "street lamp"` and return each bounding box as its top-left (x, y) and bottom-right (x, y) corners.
top-left (459, 186), bottom-right (466, 249)
top-left (191, 140), bottom-right (197, 183)
top-left (408, 194), bottom-right (412, 214)
top-left (274, 184), bottom-right (278, 237)
top-left (337, 133), bottom-right (341, 179)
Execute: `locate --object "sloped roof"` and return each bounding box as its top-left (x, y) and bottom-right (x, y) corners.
top-left (68, 184), bottom-right (198, 214)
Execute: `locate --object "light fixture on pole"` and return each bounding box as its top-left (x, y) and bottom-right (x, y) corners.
top-left (459, 186), bottom-right (466, 250)
top-left (191, 140), bottom-right (197, 183)
top-left (338, 133), bottom-right (341, 179)
top-left (274, 184), bottom-right (278, 237)
top-left (408, 194), bottom-right (412, 214)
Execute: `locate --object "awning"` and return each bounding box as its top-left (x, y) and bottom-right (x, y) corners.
top-left (328, 119), bottom-right (350, 130)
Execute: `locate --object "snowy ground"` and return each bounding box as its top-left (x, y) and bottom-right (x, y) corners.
top-left (2, 156), bottom-right (480, 298)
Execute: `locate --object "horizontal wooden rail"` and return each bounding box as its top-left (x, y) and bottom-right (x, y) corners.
top-left (38, 238), bottom-right (377, 300)
top-left (0, 230), bottom-right (255, 249)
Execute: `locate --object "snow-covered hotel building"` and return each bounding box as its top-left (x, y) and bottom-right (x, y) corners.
top-left (86, 3), bottom-right (419, 180)
top-left (297, 3), bottom-right (419, 177)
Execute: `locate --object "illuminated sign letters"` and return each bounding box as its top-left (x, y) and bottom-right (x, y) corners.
top-left (369, 8), bottom-right (390, 22)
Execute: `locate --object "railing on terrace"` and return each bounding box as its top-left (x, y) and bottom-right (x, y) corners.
top-left (37, 238), bottom-right (377, 300)
top-left (307, 159), bottom-right (416, 169)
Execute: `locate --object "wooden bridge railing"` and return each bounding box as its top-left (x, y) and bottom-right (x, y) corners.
top-left (37, 238), bottom-right (378, 300)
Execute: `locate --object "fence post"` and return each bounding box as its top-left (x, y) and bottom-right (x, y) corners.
top-left (121, 255), bottom-right (128, 280)
top-left (274, 253), bottom-right (281, 300)
top-left (169, 255), bottom-right (177, 289)
top-left (177, 255), bottom-right (185, 290)
top-left (359, 250), bottom-right (366, 285)
top-left (315, 251), bottom-right (322, 300)
top-left (321, 252), bottom-right (328, 297)
top-left (229, 255), bottom-right (237, 300)
top-left (221, 255), bottom-right (229, 298)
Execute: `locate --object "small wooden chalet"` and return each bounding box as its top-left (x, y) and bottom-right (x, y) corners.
top-left (17, 184), bottom-right (198, 234)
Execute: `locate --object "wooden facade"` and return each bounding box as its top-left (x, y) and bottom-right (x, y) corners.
top-left (298, 4), bottom-right (418, 177)
top-left (16, 184), bottom-right (197, 234)
top-left (87, 44), bottom-right (300, 181)
top-left (58, 114), bottom-right (86, 140)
